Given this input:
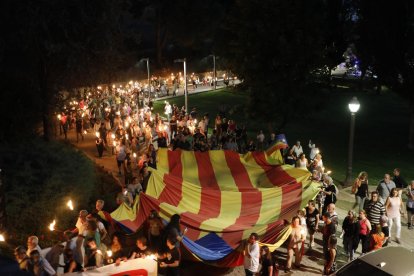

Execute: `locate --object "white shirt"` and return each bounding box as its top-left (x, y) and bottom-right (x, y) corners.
top-left (292, 144), bottom-right (303, 157)
top-left (308, 143), bottom-right (319, 160)
top-left (243, 241), bottom-right (260, 273)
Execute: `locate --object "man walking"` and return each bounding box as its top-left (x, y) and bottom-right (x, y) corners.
top-left (364, 191), bottom-right (386, 231)
top-left (377, 174), bottom-right (396, 203)
top-left (243, 233), bottom-right (260, 276)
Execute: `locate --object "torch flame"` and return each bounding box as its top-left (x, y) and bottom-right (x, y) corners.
top-left (107, 250), bottom-right (113, 257)
top-left (0, 234), bottom-right (5, 242)
top-left (49, 220), bottom-right (56, 231)
top-left (67, 200), bottom-right (74, 210)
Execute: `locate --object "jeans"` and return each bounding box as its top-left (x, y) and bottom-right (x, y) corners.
top-left (388, 215), bottom-right (401, 239)
top-left (354, 195), bottom-right (366, 212)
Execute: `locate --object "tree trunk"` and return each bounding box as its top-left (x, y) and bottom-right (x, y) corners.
top-left (409, 102), bottom-right (414, 150)
top-left (0, 172), bottom-right (6, 232)
top-left (40, 60), bottom-right (54, 142)
top-left (156, 9), bottom-right (163, 67)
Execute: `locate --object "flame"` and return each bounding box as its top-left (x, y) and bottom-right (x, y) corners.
top-left (83, 130), bottom-right (87, 135)
top-left (107, 250), bottom-right (113, 257)
top-left (95, 132), bottom-right (100, 138)
top-left (327, 170), bottom-right (332, 175)
top-left (133, 153), bottom-right (137, 158)
top-left (67, 200), bottom-right (74, 210)
top-left (111, 133), bottom-right (115, 139)
top-left (49, 220), bottom-right (56, 231)
top-left (57, 114), bottom-right (61, 120)
top-left (0, 234), bottom-right (5, 242)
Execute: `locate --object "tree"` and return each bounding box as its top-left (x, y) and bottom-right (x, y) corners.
top-left (0, 0), bottom-right (138, 141)
top-left (131, 0), bottom-right (226, 66)
top-left (215, 0), bottom-right (334, 132)
top-left (356, 0), bottom-right (414, 149)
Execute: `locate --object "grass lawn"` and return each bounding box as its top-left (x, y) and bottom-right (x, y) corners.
top-left (153, 87), bottom-right (413, 188)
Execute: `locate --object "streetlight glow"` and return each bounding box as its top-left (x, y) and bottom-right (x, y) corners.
top-left (348, 97), bottom-right (360, 113)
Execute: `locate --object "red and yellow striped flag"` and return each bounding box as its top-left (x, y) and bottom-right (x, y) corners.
top-left (137, 148), bottom-right (320, 248)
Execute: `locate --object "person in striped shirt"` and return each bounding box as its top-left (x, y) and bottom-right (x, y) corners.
top-left (364, 191), bottom-right (385, 230)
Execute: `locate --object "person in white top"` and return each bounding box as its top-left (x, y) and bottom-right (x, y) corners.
top-left (286, 216), bottom-right (305, 272)
top-left (27, 236), bottom-right (56, 276)
top-left (292, 141), bottom-right (303, 158)
top-left (243, 233), bottom-right (260, 276)
top-left (385, 188), bottom-right (402, 243)
top-left (164, 101), bottom-right (172, 121)
top-left (308, 140), bottom-right (319, 160)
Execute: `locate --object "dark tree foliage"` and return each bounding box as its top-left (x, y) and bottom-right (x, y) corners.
top-left (356, 0), bottom-right (414, 148)
top-left (215, 0), bottom-right (334, 132)
top-left (0, 0), bottom-right (138, 142)
top-left (131, 0), bottom-right (226, 66)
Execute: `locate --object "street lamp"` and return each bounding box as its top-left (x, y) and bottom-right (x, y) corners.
top-left (209, 54), bottom-right (217, 90)
top-left (140, 58), bottom-right (150, 105)
top-left (344, 96), bottom-right (360, 186)
top-left (174, 58), bottom-right (187, 113)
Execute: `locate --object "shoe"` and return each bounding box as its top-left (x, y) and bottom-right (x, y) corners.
top-left (311, 241), bottom-right (315, 247)
top-left (409, 226), bottom-right (413, 230)
top-left (284, 267), bottom-right (291, 273)
top-left (396, 238), bottom-right (401, 244)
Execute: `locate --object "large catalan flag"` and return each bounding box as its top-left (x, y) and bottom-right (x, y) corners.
top-left (107, 147), bottom-right (320, 266)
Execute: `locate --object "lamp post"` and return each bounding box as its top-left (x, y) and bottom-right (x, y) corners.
top-left (344, 96), bottom-right (360, 186)
top-left (208, 54), bottom-right (219, 90)
top-left (141, 58), bottom-right (150, 105)
top-left (174, 58), bottom-right (187, 113)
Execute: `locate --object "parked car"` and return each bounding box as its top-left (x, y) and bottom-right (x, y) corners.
top-left (335, 246), bottom-right (414, 276)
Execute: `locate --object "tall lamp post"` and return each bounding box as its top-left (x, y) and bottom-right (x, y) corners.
top-left (142, 58), bottom-right (150, 104)
top-left (344, 96), bottom-right (360, 186)
top-left (174, 58), bottom-right (187, 113)
top-left (210, 54), bottom-right (217, 90)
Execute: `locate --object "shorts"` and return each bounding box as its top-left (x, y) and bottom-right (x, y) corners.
top-left (382, 226), bottom-right (389, 237)
top-left (307, 225), bottom-right (317, 235)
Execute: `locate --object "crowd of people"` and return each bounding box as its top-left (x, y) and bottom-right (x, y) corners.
top-left (10, 83), bottom-right (413, 276)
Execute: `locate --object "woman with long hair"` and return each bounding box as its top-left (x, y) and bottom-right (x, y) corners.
top-left (385, 188), bottom-right (402, 244)
top-left (352, 171), bottom-right (369, 211)
top-left (260, 245), bottom-right (275, 276)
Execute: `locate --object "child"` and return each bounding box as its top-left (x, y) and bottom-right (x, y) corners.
top-left (380, 215), bottom-right (390, 246)
top-left (297, 210), bottom-right (307, 256)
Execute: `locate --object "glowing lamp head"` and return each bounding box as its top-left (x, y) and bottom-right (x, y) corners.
top-left (348, 97), bottom-right (360, 113)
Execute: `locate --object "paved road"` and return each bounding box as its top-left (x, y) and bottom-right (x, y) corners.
top-left (62, 86), bottom-right (413, 275)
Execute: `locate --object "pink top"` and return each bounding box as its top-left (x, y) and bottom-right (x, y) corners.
top-left (387, 197), bottom-right (400, 219)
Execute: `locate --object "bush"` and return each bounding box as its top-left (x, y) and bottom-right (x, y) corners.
top-left (0, 139), bottom-right (119, 250)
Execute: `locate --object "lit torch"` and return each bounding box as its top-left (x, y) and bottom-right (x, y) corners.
top-left (0, 234), bottom-right (5, 242)
top-left (49, 220), bottom-right (56, 231)
top-left (67, 200), bottom-right (74, 210)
